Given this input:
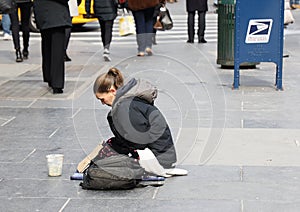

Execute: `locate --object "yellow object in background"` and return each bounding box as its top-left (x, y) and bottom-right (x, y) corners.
top-left (119, 15), bottom-right (135, 36)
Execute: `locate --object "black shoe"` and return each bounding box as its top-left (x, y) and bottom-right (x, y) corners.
top-left (53, 88), bottom-right (63, 94)
top-left (199, 38), bottom-right (207, 43)
top-left (22, 50), bottom-right (29, 59)
top-left (16, 49), bottom-right (23, 62)
top-left (186, 40), bottom-right (194, 43)
top-left (47, 82), bottom-right (52, 88)
top-left (64, 53), bottom-right (71, 62)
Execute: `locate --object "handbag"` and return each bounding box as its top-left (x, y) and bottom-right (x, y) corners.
top-left (119, 10), bottom-right (135, 36)
top-left (0, 0), bottom-right (12, 14)
top-left (154, 6), bottom-right (173, 31)
top-left (128, 0), bottom-right (159, 11)
top-left (68, 0), bottom-right (79, 17)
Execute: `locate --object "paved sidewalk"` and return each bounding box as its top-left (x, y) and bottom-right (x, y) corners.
top-left (1, 1), bottom-right (300, 211)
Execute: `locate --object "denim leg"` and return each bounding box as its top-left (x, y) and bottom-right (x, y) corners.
top-left (136, 33), bottom-right (146, 52)
top-left (132, 10), bottom-right (148, 52)
top-left (2, 14), bottom-right (11, 35)
top-left (144, 8), bottom-right (154, 49)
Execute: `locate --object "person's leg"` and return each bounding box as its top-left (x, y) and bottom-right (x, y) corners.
top-left (41, 29), bottom-right (52, 85)
top-left (2, 14), bottom-right (11, 35)
top-left (98, 19), bottom-right (106, 48)
top-left (50, 27), bottom-right (65, 92)
top-left (187, 11), bottom-right (195, 43)
top-left (102, 20), bottom-right (113, 50)
top-left (132, 10), bottom-right (146, 54)
top-left (102, 20), bottom-right (113, 61)
top-left (9, 4), bottom-right (22, 62)
top-left (198, 11), bottom-right (207, 43)
top-left (19, 2), bottom-right (32, 57)
top-left (144, 7), bottom-right (154, 53)
top-left (9, 5), bottom-right (20, 49)
top-left (152, 17), bottom-right (157, 45)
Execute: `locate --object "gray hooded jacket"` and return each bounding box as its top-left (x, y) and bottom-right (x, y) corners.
top-left (107, 78), bottom-right (177, 168)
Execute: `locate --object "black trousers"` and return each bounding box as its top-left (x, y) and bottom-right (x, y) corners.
top-left (98, 19), bottom-right (113, 50)
top-left (9, 2), bottom-right (32, 50)
top-left (41, 27), bottom-right (66, 89)
top-left (187, 11), bottom-right (206, 41)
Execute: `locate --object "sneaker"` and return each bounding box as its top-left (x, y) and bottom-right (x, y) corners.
top-left (3, 33), bottom-right (12, 41)
top-left (103, 53), bottom-right (111, 62)
top-left (165, 168), bottom-right (188, 176)
top-left (142, 176), bottom-right (165, 181)
top-left (104, 48), bottom-right (110, 54)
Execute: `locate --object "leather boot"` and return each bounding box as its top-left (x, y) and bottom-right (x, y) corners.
top-left (16, 49), bottom-right (23, 62)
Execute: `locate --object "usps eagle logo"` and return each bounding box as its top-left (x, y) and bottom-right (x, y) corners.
top-left (245, 19), bottom-right (273, 43)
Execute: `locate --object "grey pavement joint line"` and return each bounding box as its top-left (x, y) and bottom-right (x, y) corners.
top-left (71, 107), bottom-right (81, 119)
top-left (152, 187), bottom-right (160, 200)
top-left (20, 149), bottom-right (36, 163)
top-left (1, 116), bottom-right (16, 126)
top-left (49, 127), bottom-right (60, 138)
top-left (239, 166), bottom-right (244, 182)
top-left (58, 198), bottom-right (71, 212)
top-left (27, 99), bottom-right (37, 108)
top-left (240, 200), bottom-right (244, 212)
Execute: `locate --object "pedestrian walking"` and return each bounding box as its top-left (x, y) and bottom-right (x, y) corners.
top-left (1, 14), bottom-right (12, 40)
top-left (9, 0), bottom-right (32, 62)
top-left (85, 0), bottom-right (118, 62)
top-left (127, 0), bottom-right (160, 56)
top-left (93, 67), bottom-right (178, 170)
top-left (152, 0), bottom-right (166, 45)
top-left (33, 0), bottom-right (72, 94)
top-left (186, 0), bottom-right (208, 43)
top-left (64, 0), bottom-right (79, 62)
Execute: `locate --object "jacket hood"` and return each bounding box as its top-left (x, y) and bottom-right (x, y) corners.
top-left (113, 78), bottom-right (158, 107)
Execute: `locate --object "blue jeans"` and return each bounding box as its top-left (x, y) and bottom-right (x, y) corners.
top-left (2, 14), bottom-right (11, 35)
top-left (132, 7), bottom-right (155, 52)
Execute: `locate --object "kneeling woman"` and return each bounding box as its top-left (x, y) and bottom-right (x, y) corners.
top-left (93, 68), bottom-right (177, 169)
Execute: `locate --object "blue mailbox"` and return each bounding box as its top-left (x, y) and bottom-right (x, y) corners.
top-left (233, 0), bottom-right (284, 90)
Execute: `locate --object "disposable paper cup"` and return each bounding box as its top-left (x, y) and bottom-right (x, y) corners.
top-left (46, 154), bottom-right (64, 177)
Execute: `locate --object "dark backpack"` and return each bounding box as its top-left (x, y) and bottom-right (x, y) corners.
top-left (80, 154), bottom-right (145, 190)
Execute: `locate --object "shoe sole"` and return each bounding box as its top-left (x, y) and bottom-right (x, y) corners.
top-left (103, 55), bottom-right (111, 62)
top-left (165, 168), bottom-right (188, 176)
top-left (137, 53), bottom-right (145, 57)
top-left (146, 51), bottom-right (153, 56)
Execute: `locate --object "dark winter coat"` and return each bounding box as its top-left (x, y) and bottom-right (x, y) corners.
top-left (128, 0), bottom-right (159, 11)
top-left (33, 0), bottom-right (72, 30)
top-left (107, 78), bottom-right (177, 169)
top-left (85, 0), bottom-right (117, 21)
top-left (186, 0), bottom-right (208, 12)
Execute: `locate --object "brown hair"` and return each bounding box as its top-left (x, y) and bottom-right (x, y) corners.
top-left (93, 67), bottom-right (124, 94)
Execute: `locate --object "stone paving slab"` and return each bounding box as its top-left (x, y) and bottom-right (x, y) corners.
top-left (1, 1), bottom-right (300, 211)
